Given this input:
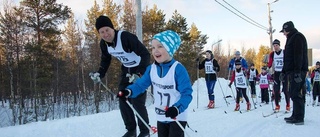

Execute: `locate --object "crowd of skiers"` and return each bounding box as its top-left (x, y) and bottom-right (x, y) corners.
top-left (89, 15), bottom-right (311, 137)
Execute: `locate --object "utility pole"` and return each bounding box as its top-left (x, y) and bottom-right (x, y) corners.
top-left (267, 0), bottom-right (279, 51)
top-left (135, 0), bottom-right (142, 41)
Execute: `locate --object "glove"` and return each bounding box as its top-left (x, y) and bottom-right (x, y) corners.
top-left (165, 106), bottom-right (179, 119)
top-left (315, 68), bottom-right (320, 72)
top-left (127, 73), bottom-right (140, 83)
top-left (89, 72), bottom-right (101, 83)
top-left (279, 73), bottom-right (285, 82)
top-left (117, 89), bottom-right (131, 101)
top-left (228, 83), bottom-right (232, 88)
top-left (195, 57), bottom-right (200, 62)
top-left (253, 77), bottom-right (256, 81)
top-left (294, 73), bottom-right (302, 83)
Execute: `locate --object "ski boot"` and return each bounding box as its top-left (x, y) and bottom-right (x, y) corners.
top-left (246, 102), bottom-right (251, 111)
top-left (286, 104), bottom-right (290, 112)
top-left (234, 103), bottom-right (240, 111)
top-left (207, 100), bottom-right (215, 109)
top-left (122, 130), bottom-right (137, 137)
top-left (275, 105), bottom-right (280, 112)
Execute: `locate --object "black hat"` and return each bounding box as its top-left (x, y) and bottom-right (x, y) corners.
top-left (316, 61), bottom-right (320, 65)
top-left (250, 63), bottom-right (255, 66)
top-left (272, 39), bottom-right (280, 45)
top-left (280, 21), bottom-right (295, 33)
top-left (235, 59), bottom-right (241, 65)
top-left (95, 15), bottom-right (114, 31)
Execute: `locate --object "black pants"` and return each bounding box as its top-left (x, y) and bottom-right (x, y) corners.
top-left (288, 72), bottom-right (306, 120)
top-left (312, 82), bottom-right (320, 101)
top-left (119, 67), bottom-right (149, 133)
top-left (236, 88), bottom-right (249, 104)
top-left (273, 72), bottom-right (290, 106)
top-left (249, 81), bottom-right (256, 95)
top-left (157, 121), bottom-right (187, 137)
top-left (261, 88), bottom-right (269, 103)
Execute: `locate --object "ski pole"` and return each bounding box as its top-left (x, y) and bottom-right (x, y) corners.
top-left (196, 59), bottom-right (200, 109)
top-left (217, 77), bottom-right (229, 106)
top-left (186, 123), bottom-right (198, 133)
top-left (246, 80), bottom-right (256, 109)
top-left (268, 83), bottom-right (275, 110)
top-left (229, 85), bottom-right (236, 101)
top-left (99, 81), bottom-right (117, 96)
top-left (125, 100), bottom-right (157, 134)
top-left (174, 119), bottom-right (190, 137)
top-left (164, 106), bottom-right (190, 137)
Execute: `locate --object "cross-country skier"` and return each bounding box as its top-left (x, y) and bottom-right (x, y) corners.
top-left (228, 59), bottom-right (251, 111)
top-left (247, 63), bottom-right (259, 98)
top-left (268, 39), bottom-right (290, 112)
top-left (228, 51), bottom-right (248, 101)
top-left (197, 50), bottom-right (220, 108)
top-left (117, 30), bottom-right (193, 137)
top-left (91, 15), bottom-right (150, 137)
top-left (256, 66), bottom-right (273, 105)
top-left (310, 61), bottom-right (320, 106)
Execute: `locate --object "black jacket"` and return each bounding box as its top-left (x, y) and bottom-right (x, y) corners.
top-left (98, 30), bottom-right (150, 78)
top-left (198, 58), bottom-right (220, 81)
top-left (283, 29), bottom-right (308, 74)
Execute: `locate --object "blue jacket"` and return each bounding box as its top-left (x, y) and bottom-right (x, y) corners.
top-left (228, 57), bottom-right (248, 71)
top-left (127, 59), bottom-right (193, 113)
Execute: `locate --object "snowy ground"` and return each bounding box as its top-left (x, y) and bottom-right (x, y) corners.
top-left (0, 78), bottom-right (319, 137)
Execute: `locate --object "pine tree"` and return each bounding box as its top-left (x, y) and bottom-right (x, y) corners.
top-left (142, 4), bottom-right (166, 46)
top-left (20, 0), bottom-right (71, 121)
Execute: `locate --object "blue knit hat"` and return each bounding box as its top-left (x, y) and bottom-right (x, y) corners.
top-left (153, 30), bottom-right (181, 57)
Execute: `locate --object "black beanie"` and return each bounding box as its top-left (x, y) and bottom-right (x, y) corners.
top-left (95, 15), bottom-right (114, 31)
top-left (273, 39), bottom-right (280, 45)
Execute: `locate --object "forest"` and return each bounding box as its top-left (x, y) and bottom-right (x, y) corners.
top-left (0, 0), bottom-right (270, 127)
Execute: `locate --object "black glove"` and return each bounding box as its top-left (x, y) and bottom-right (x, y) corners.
top-left (228, 83), bottom-right (232, 88)
top-left (195, 57), bottom-right (200, 62)
top-left (279, 73), bottom-right (285, 82)
top-left (294, 73), bottom-right (302, 83)
top-left (117, 89), bottom-right (131, 101)
top-left (253, 77), bottom-right (256, 81)
top-left (165, 106), bottom-right (179, 119)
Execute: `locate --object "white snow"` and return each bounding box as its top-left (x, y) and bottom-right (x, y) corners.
top-left (0, 78), bottom-right (319, 137)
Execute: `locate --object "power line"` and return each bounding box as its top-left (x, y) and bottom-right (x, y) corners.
top-left (214, 0), bottom-right (268, 31)
top-left (222, 0), bottom-right (268, 30)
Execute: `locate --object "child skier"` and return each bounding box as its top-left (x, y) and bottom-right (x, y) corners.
top-left (197, 50), bottom-right (220, 108)
top-left (228, 59), bottom-right (251, 111)
top-left (117, 30), bottom-right (193, 137)
top-left (311, 61), bottom-right (320, 106)
top-left (247, 63), bottom-right (259, 98)
top-left (256, 66), bottom-right (273, 105)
